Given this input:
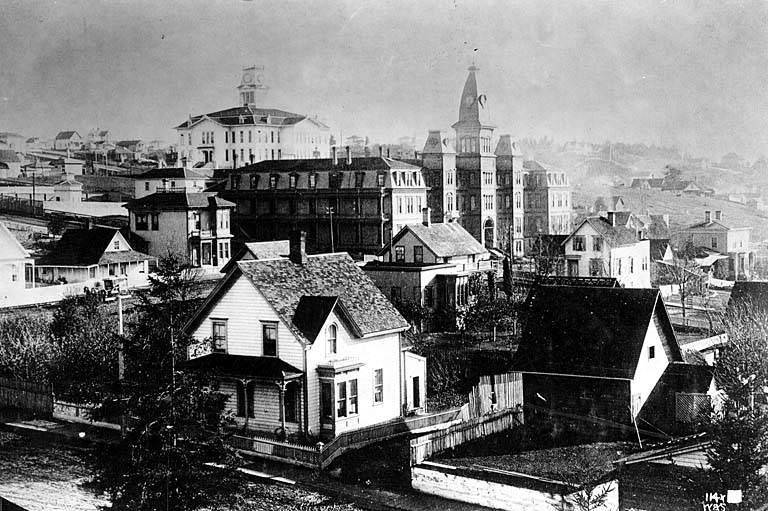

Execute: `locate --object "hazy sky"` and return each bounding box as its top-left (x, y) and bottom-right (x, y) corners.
top-left (2, 0), bottom-right (767, 160)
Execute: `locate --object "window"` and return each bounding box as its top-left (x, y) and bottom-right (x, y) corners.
top-left (395, 246), bottom-right (405, 263)
top-left (327, 324), bottom-right (337, 355)
top-left (212, 319), bottom-right (227, 352)
top-left (240, 131), bottom-right (244, 143)
top-left (377, 173), bottom-right (385, 187)
top-left (470, 195), bottom-right (476, 210)
top-left (630, 257), bottom-right (634, 273)
top-left (248, 130), bottom-right (252, 143)
top-left (269, 175), bottom-right (278, 189)
top-left (336, 382), bottom-right (347, 417)
top-left (271, 131), bottom-right (274, 143)
top-left (592, 237), bottom-right (602, 251)
top-left (231, 174), bottom-right (241, 190)
top-left (150, 213), bottom-right (159, 231)
top-left (144, 182), bottom-right (150, 191)
top-left (355, 172), bottom-right (364, 188)
top-left (250, 174), bottom-right (259, 189)
top-left (225, 131), bottom-right (228, 144)
top-left (589, 258), bottom-right (602, 276)
top-left (348, 379), bottom-right (358, 414)
top-left (373, 369), bottom-right (384, 403)
top-left (262, 322), bottom-right (277, 356)
top-left (649, 345), bottom-right (656, 359)
top-left (711, 237), bottom-right (718, 249)
top-left (135, 214), bottom-right (148, 231)
top-left (309, 174), bottom-right (317, 189)
top-left (413, 246), bottom-right (423, 263)
top-left (289, 175), bottom-right (297, 189)
top-left (113, 240), bottom-right (120, 250)
top-left (573, 236), bottom-right (585, 251)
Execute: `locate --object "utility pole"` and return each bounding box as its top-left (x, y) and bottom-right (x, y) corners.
top-left (117, 293), bottom-right (127, 437)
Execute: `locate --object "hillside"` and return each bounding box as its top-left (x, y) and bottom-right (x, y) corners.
top-left (574, 185), bottom-right (768, 243)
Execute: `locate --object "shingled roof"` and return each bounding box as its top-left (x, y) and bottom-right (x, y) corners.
top-left (185, 253), bottom-right (409, 344)
top-left (175, 106), bottom-right (328, 129)
top-left (564, 217), bottom-right (639, 248)
top-left (125, 191), bottom-right (235, 211)
top-left (36, 227), bottom-right (149, 266)
top-left (381, 222), bottom-right (486, 258)
top-left (511, 286), bottom-right (681, 379)
top-left (54, 131), bottom-right (79, 140)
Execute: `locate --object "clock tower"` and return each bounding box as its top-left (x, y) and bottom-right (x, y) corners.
top-left (238, 65), bottom-right (268, 106)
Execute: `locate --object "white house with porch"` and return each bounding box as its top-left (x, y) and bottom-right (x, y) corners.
top-left (183, 232), bottom-right (426, 440)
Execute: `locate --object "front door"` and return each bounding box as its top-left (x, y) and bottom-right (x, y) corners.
top-left (201, 242), bottom-right (212, 266)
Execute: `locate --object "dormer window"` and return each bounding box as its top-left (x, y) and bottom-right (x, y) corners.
top-left (376, 173), bottom-right (385, 187)
top-left (327, 324), bottom-right (337, 355)
top-left (269, 174), bottom-right (278, 189)
top-left (355, 172), bottom-right (364, 188)
top-left (289, 174), bottom-right (297, 189)
top-left (249, 174), bottom-right (259, 189)
top-left (231, 174), bottom-right (241, 190)
top-left (330, 172), bottom-right (342, 189)
top-left (308, 173), bottom-right (317, 189)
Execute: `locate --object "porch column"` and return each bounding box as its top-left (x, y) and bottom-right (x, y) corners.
top-left (277, 381), bottom-right (287, 433)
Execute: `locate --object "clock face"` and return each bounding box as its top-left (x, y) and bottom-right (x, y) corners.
top-left (464, 95), bottom-right (474, 106)
top-left (243, 71), bottom-right (255, 84)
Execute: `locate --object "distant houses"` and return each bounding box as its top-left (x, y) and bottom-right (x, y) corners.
top-left (677, 210), bottom-right (752, 280)
top-left (53, 131), bottom-right (83, 151)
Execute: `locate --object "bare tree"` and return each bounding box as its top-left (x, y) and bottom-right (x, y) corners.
top-left (658, 240), bottom-right (702, 317)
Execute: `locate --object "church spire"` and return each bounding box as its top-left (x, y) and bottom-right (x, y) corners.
top-left (457, 65), bottom-right (480, 125)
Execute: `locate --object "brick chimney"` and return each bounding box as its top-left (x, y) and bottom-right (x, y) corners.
top-left (346, 146), bottom-right (352, 165)
top-left (332, 146), bottom-right (338, 166)
top-left (705, 210), bottom-right (711, 223)
top-left (289, 230), bottom-right (308, 265)
top-left (422, 207), bottom-right (431, 227)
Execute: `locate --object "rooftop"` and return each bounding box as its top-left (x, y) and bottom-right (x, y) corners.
top-left (382, 222), bottom-right (487, 259)
top-left (125, 191), bottom-right (235, 211)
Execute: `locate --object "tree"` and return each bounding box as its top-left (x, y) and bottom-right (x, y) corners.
top-left (92, 252), bottom-right (243, 510)
top-left (0, 313), bottom-right (52, 383)
top-left (48, 293), bottom-right (121, 402)
top-left (692, 301), bottom-right (768, 508)
top-left (48, 216), bottom-right (66, 236)
top-left (658, 240), bottom-right (702, 317)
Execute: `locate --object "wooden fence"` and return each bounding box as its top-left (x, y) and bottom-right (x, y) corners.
top-left (410, 407), bottom-right (524, 465)
top-left (0, 195), bottom-right (44, 217)
top-left (0, 377), bottom-right (52, 417)
top-left (228, 434), bottom-right (321, 469)
top-left (467, 372), bottom-right (523, 418)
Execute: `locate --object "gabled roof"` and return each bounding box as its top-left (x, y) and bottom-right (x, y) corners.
top-left (0, 222), bottom-right (30, 260)
top-left (125, 191), bottom-right (235, 211)
top-left (292, 296), bottom-right (357, 342)
top-left (133, 168), bottom-right (208, 180)
top-left (185, 253), bottom-right (409, 344)
top-left (54, 131), bottom-right (79, 140)
top-left (511, 286), bottom-right (681, 379)
top-left (219, 240), bottom-right (290, 274)
top-left (36, 227), bottom-right (149, 266)
top-left (563, 217), bottom-right (639, 247)
top-left (380, 222), bottom-right (487, 258)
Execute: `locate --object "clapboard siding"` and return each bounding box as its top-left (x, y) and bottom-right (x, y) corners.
top-left (219, 380), bottom-right (300, 434)
top-left (305, 309), bottom-right (403, 434)
top-left (191, 275), bottom-right (304, 369)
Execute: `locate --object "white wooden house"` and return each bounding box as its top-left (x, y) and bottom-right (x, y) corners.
top-left (183, 232), bottom-right (426, 439)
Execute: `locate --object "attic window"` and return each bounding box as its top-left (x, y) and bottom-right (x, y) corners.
top-left (308, 173), bottom-right (317, 189)
top-left (649, 346), bottom-right (656, 359)
top-left (376, 173), bottom-right (385, 187)
top-left (269, 174), bottom-right (278, 189)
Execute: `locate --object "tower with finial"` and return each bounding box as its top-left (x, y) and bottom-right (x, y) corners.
top-left (238, 65), bottom-right (269, 106)
top-left (450, 64), bottom-right (497, 249)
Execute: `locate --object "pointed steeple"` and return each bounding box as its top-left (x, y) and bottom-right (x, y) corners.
top-left (458, 65), bottom-right (480, 124)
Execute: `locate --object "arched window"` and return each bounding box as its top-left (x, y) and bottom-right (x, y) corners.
top-left (327, 324), bottom-right (337, 355)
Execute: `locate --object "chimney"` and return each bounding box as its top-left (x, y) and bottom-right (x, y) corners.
top-left (289, 230), bottom-right (308, 265)
top-left (606, 211), bottom-right (616, 226)
top-left (715, 210), bottom-right (722, 221)
top-left (379, 146), bottom-right (383, 158)
top-left (705, 210), bottom-right (711, 223)
top-left (332, 146), bottom-right (338, 165)
top-left (422, 207), bottom-right (432, 227)
top-left (181, 156), bottom-right (187, 168)
top-left (346, 146), bottom-right (352, 165)
top-left (387, 148), bottom-right (391, 158)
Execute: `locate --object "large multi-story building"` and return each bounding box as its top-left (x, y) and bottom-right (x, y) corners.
top-left (219, 148), bottom-right (428, 256)
top-left (418, 66), bottom-right (562, 258)
top-left (522, 160), bottom-right (573, 251)
top-left (175, 67), bottom-right (331, 169)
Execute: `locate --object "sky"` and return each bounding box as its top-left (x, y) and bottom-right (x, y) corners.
top-left (1, 0), bottom-right (768, 160)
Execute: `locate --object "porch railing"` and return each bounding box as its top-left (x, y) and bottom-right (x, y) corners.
top-left (227, 433), bottom-right (321, 469)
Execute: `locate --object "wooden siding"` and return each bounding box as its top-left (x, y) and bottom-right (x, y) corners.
top-left (218, 379), bottom-right (300, 434)
top-left (191, 274), bottom-right (305, 369)
top-left (631, 314), bottom-right (671, 416)
top-left (467, 373), bottom-right (523, 417)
